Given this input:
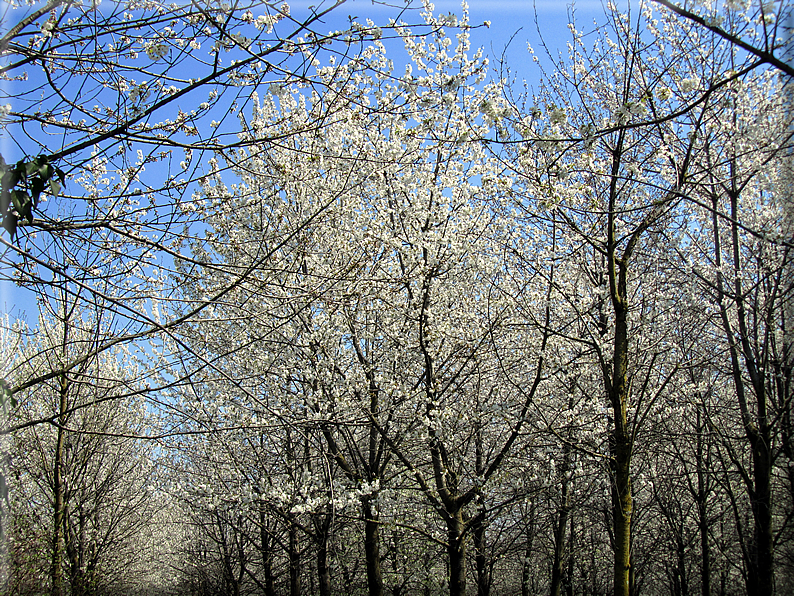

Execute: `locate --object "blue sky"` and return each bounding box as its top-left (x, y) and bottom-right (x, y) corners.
top-left (320, 0), bottom-right (611, 79)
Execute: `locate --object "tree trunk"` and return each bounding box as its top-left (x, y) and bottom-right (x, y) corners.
top-left (473, 509), bottom-right (489, 596)
top-left (522, 500), bottom-right (536, 596)
top-left (612, 441), bottom-right (632, 596)
top-left (316, 522), bottom-right (332, 596)
top-left (50, 373), bottom-right (69, 596)
top-left (363, 496), bottom-right (384, 596)
top-left (550, 505), bottom-right (569, 596)
top-left (566, 515), bottom-right (574, 596)
top-left (610, 286), bottom-right (633, 596)
top-left (447, 511), bottom-right (466, 596)
top-left (259, 506), bottom-right (276, 596)
top-left (677, 534), bottom-right (688, 596)
top-left (289, 513), bottom-right (301, 596)
top-left (604, 129), bottom-right (638, 596)
top-left (693, 407), bottom-right (711, 596)
top-left (747, 441), bottom-right (773, 596)
top-left (712, 192), bottom-right (775, 596)
top-left (551, 433), bottom-right (573, 596)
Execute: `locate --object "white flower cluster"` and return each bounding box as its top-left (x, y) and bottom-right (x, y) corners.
top-left (128, 82), bottom-right (150, 103)
top-left (615, 100), bottom-right (647, 123)
top-left (679, 77), bottom-right (700, 94)
top-left (656, 86), bottom-right (672, 101)
top-left (145, 41), bottom-right (169, 61)
top-left (549, 106), bottom-right (567, 125)
top-left (255, 14), bottom-right (280, 32)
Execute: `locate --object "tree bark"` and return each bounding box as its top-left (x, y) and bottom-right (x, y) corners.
top-left (363, 496), bottom-right (384, 596)
top-left (473, 509), bottom-right (489, 596)
top-left (522, 500), bottom-right (536, 596)
top-left (289, 513), bottom-right (301, 596)
top-left (446, 511), bottom-right (466, 596)
top-left (316, 521), bottom-right (332, 596)
top-left (611, 437), bottom-right (632, 596)
top-left (259, 506), bottom-right (276, 596)
top-left (695, 408), bottom-right (711, 596)
top-left (551, 420), bottom-right (573, 596)
top-left (50, 373), bottom-right (69, 596)
top-left (747, 444), bottom-right (773, 596)
top-left (566, 515), bottom-right (574, 596)
top-left (609, 267), bottom-right (633, 596)
top-left (550, 507), bottom-right (568, 596)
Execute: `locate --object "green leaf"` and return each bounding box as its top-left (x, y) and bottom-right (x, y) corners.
top-left (10, 189), bottom-right (28, 213)
top-left (50, 179), bottom-right (62, 197)
top-left (13, 162), bottom-right (25, 185)
top-left (2, 168), bottom-right (18, 194)
top-left (36, 156), bottom-right (53, 180)
top-left (3, 212), bottom-right (17, 237)
top-left (0, 190), bottom-right (9, 213)
top-left (24, 159), bottom-right (37, 177)
top-left (30, 177), bottom-right (44, 207)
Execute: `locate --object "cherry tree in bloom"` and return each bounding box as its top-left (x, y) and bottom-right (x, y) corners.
top-left (493, 2), bottom-right (792, 594)
top-left (2, 300), bottom-right (158, 595)
top-left (167, 4), bottom-right (558, 594)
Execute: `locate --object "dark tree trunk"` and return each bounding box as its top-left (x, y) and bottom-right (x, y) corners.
top-left (695, 408), bottom-right (711, 596)
top-left (566, 515), bottom-right (574, 596)
top-left (522, 500), bottom-right (537, 596)
top-left (447, 512), bottom-right (466, 596)
top-left (712, 192), bottom-right (775, 596)
top-left (677, 535), bottom-right (688, 596)
top-left (473, 509), bottom-right (490, 596)
top-left (610, 298), bottom-right (633, 596)
top-left (259, 507), bottom-right (276, 596)
top-left (550, 505), bottom-right (569, 596)
top-left (317, 530), bottom-right (331, 596)
top-left (289, 513), bottom-right (301, 596)
top-left (50, 373), bottom-right (69, 596)
top-left (363, 496), bottom-right (384, 596)
top-left (551, 433), bottom-right (573, 596)
top-left (747, 442), bottom-right (773, 596)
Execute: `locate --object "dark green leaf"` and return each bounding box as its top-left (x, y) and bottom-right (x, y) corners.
top-left (10, 189), bottom-right (28, 213)
top-left (3, 212), bottom-right (17, 237)
top-left (2, 168), bottom-right (19, 194)
top-left (13, 162), bottom-right (25, 186)
top-left (39, 161), bottom-right (54, 181)
top-left (30, 177), bottom-right (44, 207)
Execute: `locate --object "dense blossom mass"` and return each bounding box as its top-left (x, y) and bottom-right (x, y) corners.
top-left (0, 0), bottom-right (792, 595)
